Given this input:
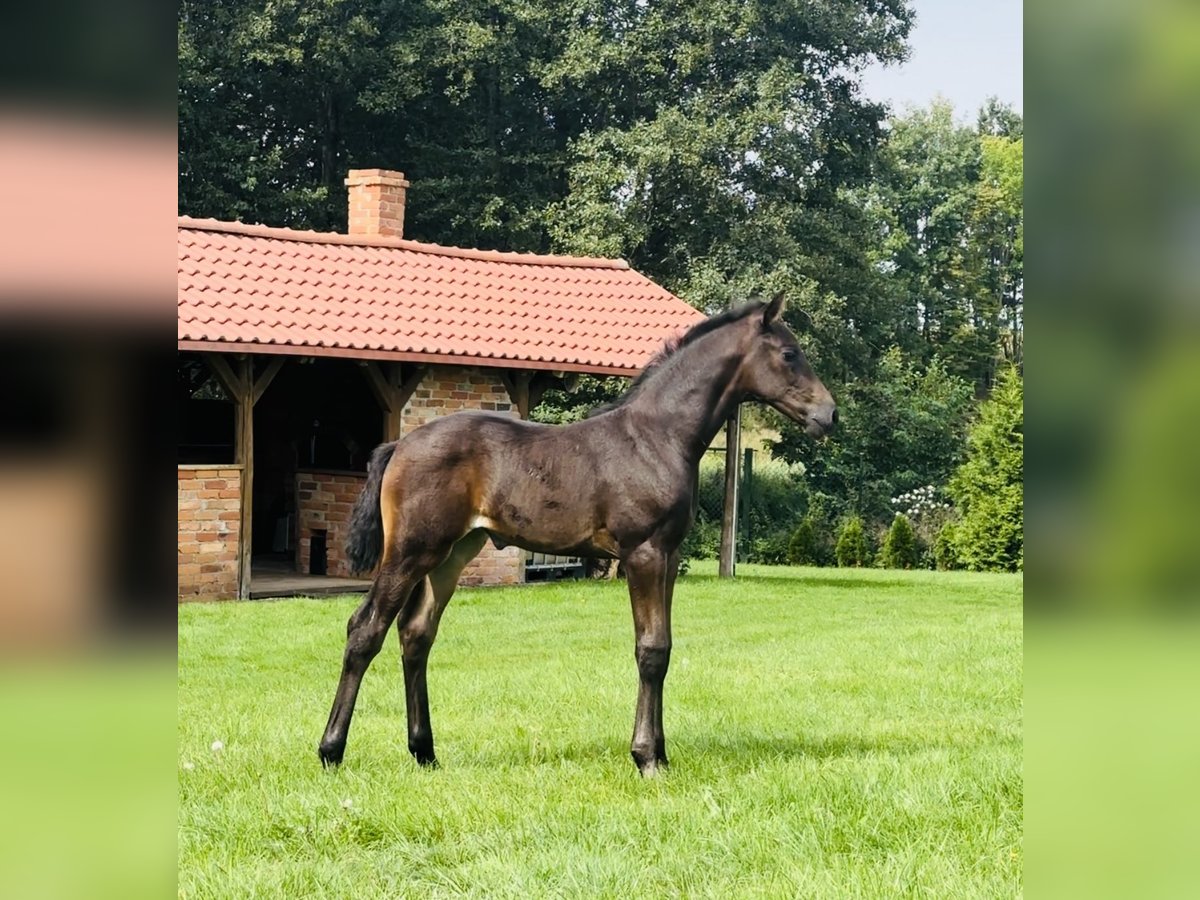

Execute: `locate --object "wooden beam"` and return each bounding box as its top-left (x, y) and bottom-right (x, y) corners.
top-left (252, 356), bottom-right (285, 406)
top-left (501, 370), bottom-right (534, 419)
top-left (204, 353), bottom-right (245, 400)
top-left (527, 372), bottom-right (559, 415)
top-left (718, 408), bottom-right (741, 578)
top-left (362, 362), bottom-right (425, 442)
top-left (496, 371), bottom-right (515, 403)
top-left (360, 361), bottom-right (396, 412)
top-left (395, 365), bottom-right (426, 411)
top-left (234, 357), bottom-right (255, 599)
top-left (180, 339), bottom-right (647, 378)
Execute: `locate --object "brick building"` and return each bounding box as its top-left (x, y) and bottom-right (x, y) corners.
top-left (178, 169), bottom-right (703, 601)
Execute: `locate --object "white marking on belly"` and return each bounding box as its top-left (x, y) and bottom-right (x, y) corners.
top-left (470, 515), bottom-right (500, 531)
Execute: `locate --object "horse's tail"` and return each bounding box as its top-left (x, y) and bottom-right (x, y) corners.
top-left (345, 441), bottom-right (398, 574)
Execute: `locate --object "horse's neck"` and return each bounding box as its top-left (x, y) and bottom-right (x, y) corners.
top-left (624, 331), bottom-right (745, 463)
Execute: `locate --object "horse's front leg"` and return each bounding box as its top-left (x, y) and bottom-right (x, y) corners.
top-left (625, 543), bottom-right (674, 776)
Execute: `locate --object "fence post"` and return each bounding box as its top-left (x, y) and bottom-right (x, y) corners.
top-left (740, 447), bottom-right (754, 561)
top-left (719, 408), bottom-right (741, 577)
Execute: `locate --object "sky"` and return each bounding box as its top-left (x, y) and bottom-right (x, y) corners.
top-left (861, 0), bottom-right (1023, 119)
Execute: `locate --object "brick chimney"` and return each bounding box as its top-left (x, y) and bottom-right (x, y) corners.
top-left (345, 168), bottom-right (410, 238)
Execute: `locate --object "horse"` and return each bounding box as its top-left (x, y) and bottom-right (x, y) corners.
top-left (318, 296), bottom-right (837, 775)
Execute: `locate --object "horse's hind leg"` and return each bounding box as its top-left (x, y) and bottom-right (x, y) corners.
top-left (397, 529), bottom-right (488, 767)
top-left (318, 558), bottom-right (426, 767)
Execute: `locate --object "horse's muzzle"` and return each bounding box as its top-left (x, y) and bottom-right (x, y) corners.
top-left (806, 403), bottom-right (837, 437)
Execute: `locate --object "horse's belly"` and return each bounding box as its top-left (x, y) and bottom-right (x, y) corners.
top-left (468, 514), bottom-right (618, 559)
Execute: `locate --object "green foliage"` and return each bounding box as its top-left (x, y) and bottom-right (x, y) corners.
top-left (777, 350), bottom-right (975, 528)
top-left (881, 514), bottom-right (919, 569)
top-left (787, 518), bottom-right (823, 566)
top-left (948, 368), bottom-right (1023, 571)
top-left (529, 375), bottom-right (629, 424)
top-left (679, 517), bottom-right (721, 562)
top-left (750, 531), bottom-right (792, 566)
top-left (681, 455), bottom-right (809, 566)
top-left (934, 521), bottom-right (962, 571)
top-left (180, 0), bottom-right (914, 285)
top-left (739, 458), bottom-right (808, 564)
top-left (835, 516), bottom-right (871, 568)
top-left (868, 100), bottom-right (1024, 391)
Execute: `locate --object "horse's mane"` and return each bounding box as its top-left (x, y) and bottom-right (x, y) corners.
top-left (588, 301), bottom-right (765, 416)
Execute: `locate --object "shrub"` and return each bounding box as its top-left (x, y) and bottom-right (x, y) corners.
top-left (933, 520), bottom-right (962, 570)
top-left (787, 518), bottom-right (822, 566)
top-left (835, 516), bottom-right (871, 567)
top-left (948, 368), bottom-right (1023, 571)
top-left (679, 517), bottom-right (721, 561)
top-left (881, 514), bottom-right (919, 569)
top-left (739, 458), bottom-right (808, 560)
top-left (750, 529), bottom-right (792, 565)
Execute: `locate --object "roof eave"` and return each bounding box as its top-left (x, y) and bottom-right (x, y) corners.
top-left (176, 339), bottom-right (641, 377)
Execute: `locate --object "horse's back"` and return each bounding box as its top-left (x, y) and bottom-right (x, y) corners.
top-left (382, 410), bottom-right (615, 553)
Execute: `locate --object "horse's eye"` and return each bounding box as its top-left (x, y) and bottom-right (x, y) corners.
top-left (782, 348), bottom-right (798, 363)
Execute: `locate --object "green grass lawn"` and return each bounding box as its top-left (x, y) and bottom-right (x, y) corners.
top-left (179, 563), bottom-right (1022, 898)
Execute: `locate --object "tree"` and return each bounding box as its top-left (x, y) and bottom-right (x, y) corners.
top-left (787, 518), bottom-right (823, 566)
top-left (530, 375), bottom-right (627, 424)
top-left (947, 367), bottom-right (1023, 571)
top-left (881, 514), bottom-right (918, 569)
top-left (180, 0), bottom-right (915, 301)
top-left (835, 516), bottom-right (870, 568)
top-left (776, 348), bottom-right (974, 528)
top-left (868, 99), bottom-right (1023, 393)
top-left (770, 101), bottom-right (1021, 541)
top-left (972, 133), bottom-right (1024, 368)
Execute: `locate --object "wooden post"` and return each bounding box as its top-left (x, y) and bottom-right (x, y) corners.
top-left (741, 446), bottom-right (754, 562)
top-left (499, 371), bottom-right (534, 419)
top-left (719, 407), bottom-right (741, 577)
top-left (234, 358), bottom-right (254, 600)
top-left (205, 353), bottom-right (286, 600)
top-left (362, 362), bottom-right (425, 441)
top-left (500, 371), bottom-right (572, 421)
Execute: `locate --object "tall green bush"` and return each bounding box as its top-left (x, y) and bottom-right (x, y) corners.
top-left (948, 368), bottom-right (1023, 571)
top-left (881, 514), bottom-right (919, 569)
top-left (933, 521), bottom-right (961, 570)
top-left (787, 518), bottom-right (822, 566)
top-left (836, 516), bottom-right (871, 568)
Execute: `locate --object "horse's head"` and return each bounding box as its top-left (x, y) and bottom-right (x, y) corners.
top-left (738, 296), bottom-right (837, 437)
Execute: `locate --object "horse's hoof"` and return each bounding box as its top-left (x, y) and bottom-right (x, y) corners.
top-left (409, 734), bottom-right (437, 768)
top-left (410, 745), bottom-right (438, 768)
top-left (632, 748), bottom-right (669, 777)
top-left (318, 741), bottom-right (345, 767)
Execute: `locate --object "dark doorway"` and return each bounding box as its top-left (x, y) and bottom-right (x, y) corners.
top-left (251, 358), bottom-right (382, 570)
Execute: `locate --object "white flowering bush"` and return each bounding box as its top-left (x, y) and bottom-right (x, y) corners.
top-left (889, 485), bottom-right (958, 568)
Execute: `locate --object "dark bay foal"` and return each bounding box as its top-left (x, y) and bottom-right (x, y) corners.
top-left (319, 296), bottom-right (836, 775)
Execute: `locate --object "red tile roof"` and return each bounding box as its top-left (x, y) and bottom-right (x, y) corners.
top-left (178, 217), bottom-right (704, 375)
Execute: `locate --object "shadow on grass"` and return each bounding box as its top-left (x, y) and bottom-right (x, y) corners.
top-left (683, 574), bottom-right (915, 592)
top-left (683, 730), bottom-right (970, 760)
top-left (454, 729), bottom-right (979, 770)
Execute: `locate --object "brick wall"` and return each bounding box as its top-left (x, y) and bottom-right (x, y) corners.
top-left (295, 470), bottom-right (365, 578)
top-left (402, 365), bottom-right (514, 432)
top-left (178, 465), bottom-right (241, 602)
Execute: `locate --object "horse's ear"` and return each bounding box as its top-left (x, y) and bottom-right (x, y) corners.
top-left (762, 294), bottom-right (786, 329)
